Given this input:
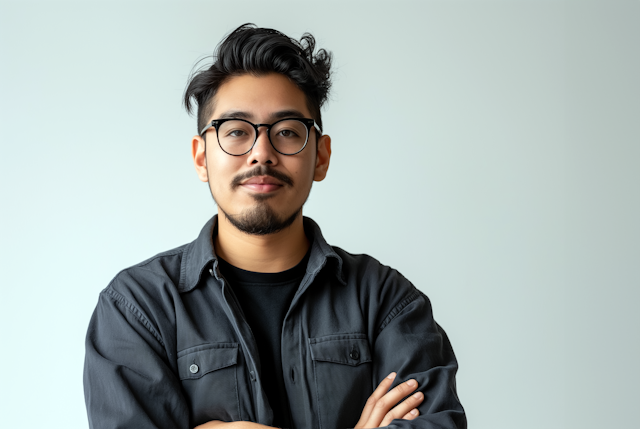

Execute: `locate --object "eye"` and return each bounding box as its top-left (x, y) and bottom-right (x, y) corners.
top-left (227, 129), bottom-right (248, 138)
top-left (277, 128), bottom-right (300, 138)
top-left (218, 120), bottom-right (254, 140)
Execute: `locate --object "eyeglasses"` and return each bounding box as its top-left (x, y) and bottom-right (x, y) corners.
top-left (200, 118), bottom-right (321, 156)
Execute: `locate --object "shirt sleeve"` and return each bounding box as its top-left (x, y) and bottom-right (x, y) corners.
top-left (373, 289), bottom-right (467, 429)
top-left (83, 286), bottom-right (190, 429)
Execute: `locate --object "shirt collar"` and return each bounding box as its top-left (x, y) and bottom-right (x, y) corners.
top-left (178, 215), bottom-right (345, 293)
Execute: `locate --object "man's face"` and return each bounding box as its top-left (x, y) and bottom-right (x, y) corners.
top-left (192, 73), bottom-right (331, 235)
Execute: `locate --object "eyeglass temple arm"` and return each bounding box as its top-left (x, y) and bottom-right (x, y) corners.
top-left (312, 120), bottom-right (322, 135)
top-left (199, 122), bottom-right (215, 136)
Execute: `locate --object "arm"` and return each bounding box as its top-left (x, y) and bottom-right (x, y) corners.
top-left (197, 374), bottom-right (424, 429)
top-left (372, 291), bottom-right (466, 429)
top-left (84, 287), bottom-right (190, 429)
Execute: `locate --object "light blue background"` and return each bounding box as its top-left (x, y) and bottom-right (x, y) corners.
top-left (1, 1), bottom-right (638, 428)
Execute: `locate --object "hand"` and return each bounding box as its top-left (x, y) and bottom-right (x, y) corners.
top-left (194, 421), bottom-right (275, 429)
top-left (355, 372), bottom-right (424, 428)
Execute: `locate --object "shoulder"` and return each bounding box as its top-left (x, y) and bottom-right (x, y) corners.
top-left (99, 243), bottom-right (189, 324)
top-left (303, 217), bottom-right (426, 308)
top-left (331, 246), bottom-right (426, 320)
top-left (332, 246), bottom-right (415, 290)
top-left (110, 244), bottom-right (186, 290)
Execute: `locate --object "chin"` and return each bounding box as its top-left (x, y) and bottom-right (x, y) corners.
top-left (221, 202), bottom-right (302, 236)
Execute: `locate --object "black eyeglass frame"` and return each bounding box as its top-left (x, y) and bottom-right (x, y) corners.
top-left (199, 117), bottom-right (322, 156)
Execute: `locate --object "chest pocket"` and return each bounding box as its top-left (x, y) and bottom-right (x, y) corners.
top-left (309, 334), bottom-right (373, 429)
top-left (178, 343), bottom-right (240, 426)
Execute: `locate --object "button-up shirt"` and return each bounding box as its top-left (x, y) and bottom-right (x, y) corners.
top-left (83, 216), bottom-right (466, 429)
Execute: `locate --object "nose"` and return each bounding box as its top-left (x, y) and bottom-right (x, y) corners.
top-left (247, 126), bottom-right (278, 166)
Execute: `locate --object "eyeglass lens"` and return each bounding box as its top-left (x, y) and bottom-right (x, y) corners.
top-left (217, 119), bottom-right (308, 155)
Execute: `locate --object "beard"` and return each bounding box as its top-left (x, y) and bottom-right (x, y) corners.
top-left (209, 164), bottom-right (308, 236)
top-left (219, 199), bottom-right (302, 236)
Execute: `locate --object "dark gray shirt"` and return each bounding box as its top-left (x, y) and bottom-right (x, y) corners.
top-left (83, 216), bottom-right (466, 429)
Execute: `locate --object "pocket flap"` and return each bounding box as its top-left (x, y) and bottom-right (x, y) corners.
top-left (309, 335), bottom-right (372, 366)
top-left (177, 342), bottom-right (238, 380)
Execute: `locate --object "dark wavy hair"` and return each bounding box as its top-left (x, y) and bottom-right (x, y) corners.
top-left (184, 24), bottom-right (332, 135)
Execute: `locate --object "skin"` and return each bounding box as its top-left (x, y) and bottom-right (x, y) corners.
top-left (192, 74), bottom-right (424, 428)
top-left (354, 373), bottom-right (423, 428)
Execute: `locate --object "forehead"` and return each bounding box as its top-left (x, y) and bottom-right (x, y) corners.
top-left (209, 73), bottom-right (311, 121)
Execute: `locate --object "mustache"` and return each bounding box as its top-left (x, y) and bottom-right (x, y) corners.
top-left (231, 165), bottom-right (294, 189)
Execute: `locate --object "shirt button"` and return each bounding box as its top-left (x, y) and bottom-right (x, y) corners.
top-left (250, 370), bottom-right (256, 381)
top-left (189, 364), bottom-right (199, 374)
top-left (349, 349), bottom-right (360, 360)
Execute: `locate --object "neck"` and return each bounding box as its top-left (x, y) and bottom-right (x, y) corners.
top-left (214, 212), bottom-right (309, 273)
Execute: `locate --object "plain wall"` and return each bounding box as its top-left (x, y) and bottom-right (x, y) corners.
top-left (1, 1), bottom-right (638, 428)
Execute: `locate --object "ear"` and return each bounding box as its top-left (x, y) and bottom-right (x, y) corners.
top-left (192, 135), bottom-right (208, 182)
top-left (314, 134), bottom-right (331, 182)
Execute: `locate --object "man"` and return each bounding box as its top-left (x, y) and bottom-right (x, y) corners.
top-left (84, 24), bottom-right (466, 429)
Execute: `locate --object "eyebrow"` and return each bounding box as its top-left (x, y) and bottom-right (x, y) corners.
top-left (272, 109), bottom-right (307, 120)
top-left (217, 109), bottom-right (308, 121)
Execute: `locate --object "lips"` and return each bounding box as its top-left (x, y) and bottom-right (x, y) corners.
top-left (240, 175), bottom-right (284, 193)
top-left (242, 176), bottom-right (284, 186)
top-left (231, 166), bottom-right (294, 191)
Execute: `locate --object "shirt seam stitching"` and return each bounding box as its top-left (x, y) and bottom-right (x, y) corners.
top-left (377, 289), bottom-right (422, 335)
top-left (311, 358), bottom-right (372, 365)
top-left (104, 287), bottom-right (165, 347)
top-left (309, 333), bottom-right (367, 344)
top-left (234, 365), bottom-right (241, 420)
top-left (313, 359), bottom-right (324, 429)
top-left (136, 247), bottom-right (184, 269)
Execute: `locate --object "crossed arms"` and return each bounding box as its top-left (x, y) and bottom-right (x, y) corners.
top-left (196, 373), bottom-right (424, 429)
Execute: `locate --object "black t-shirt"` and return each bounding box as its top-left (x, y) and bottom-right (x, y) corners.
top-left (217, 251), bottom-right (309, 428)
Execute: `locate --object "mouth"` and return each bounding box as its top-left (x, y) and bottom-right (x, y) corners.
top-left (240, 175), bottom-right (284, 193)
top-left (231, 166), bottom-right (294, 194)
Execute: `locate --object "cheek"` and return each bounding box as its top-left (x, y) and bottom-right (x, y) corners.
top-left (289, 159), bottom-right (315, 188)
top-left (205, 154), bottom-right (237, 192)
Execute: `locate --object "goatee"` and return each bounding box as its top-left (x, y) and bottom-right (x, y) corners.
top-left (220, 201), bottom-right (301, 235)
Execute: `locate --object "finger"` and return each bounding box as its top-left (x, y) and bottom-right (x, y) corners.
top-left (401, 409), bottom-right (420, 420)
top-left (370, 372), bottom-right (397, 400)
top-left (380, 391), bottom-right (424, 426)
top-left (367, 379), bottom-right (419, 425)
top-left (355, 373), bottom-right (396, 428)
